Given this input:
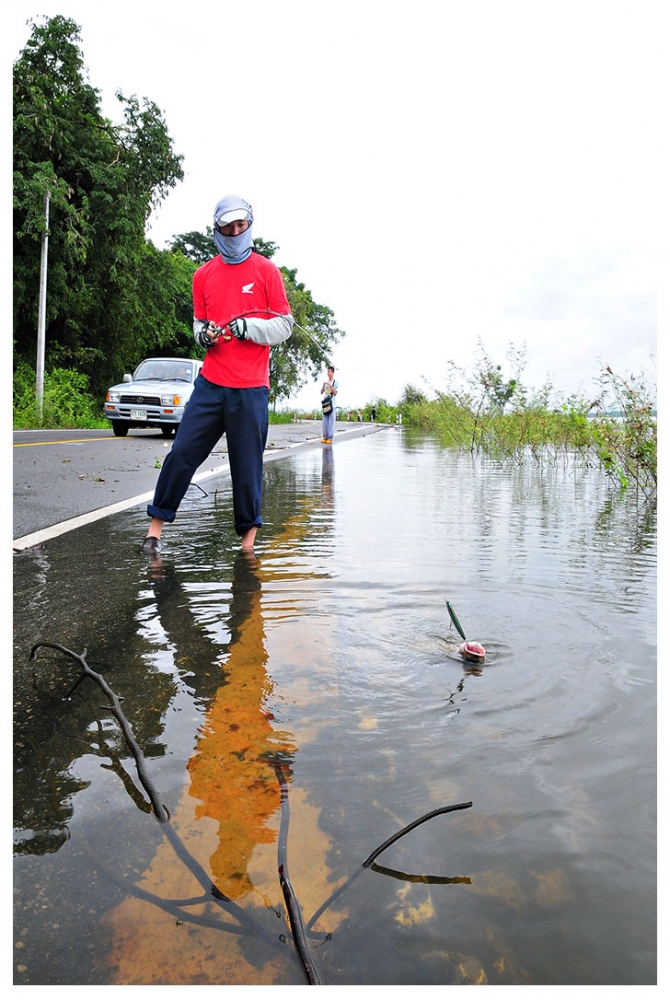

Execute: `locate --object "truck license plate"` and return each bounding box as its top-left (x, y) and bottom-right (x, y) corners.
top-left (130, 409), bottom-right (147, 420)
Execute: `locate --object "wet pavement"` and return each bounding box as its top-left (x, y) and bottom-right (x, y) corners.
top-left (13, 420), bottom-right (386, 547)
top-left (13, 428), bottom-right (656, 985)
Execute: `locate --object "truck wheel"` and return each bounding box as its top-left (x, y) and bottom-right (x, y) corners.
top-left (112, 422), bottom-right (129, 437)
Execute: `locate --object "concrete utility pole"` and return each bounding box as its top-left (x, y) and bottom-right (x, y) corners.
top-left (36, 191), bottom-right (49, 421)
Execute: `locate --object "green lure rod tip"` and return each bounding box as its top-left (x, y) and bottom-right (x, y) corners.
top-left (445, 600), bottom-right (467, 641)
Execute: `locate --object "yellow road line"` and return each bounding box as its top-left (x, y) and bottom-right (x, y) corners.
top-left (14, 436), bottom-right (118, 447)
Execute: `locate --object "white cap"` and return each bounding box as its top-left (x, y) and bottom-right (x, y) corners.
top-left (216, 208), bottom-right (250, 226)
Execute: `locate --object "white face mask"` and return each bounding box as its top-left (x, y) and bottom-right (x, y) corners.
top-left (212, 196), bottom-right (254, 264)
top-left (213, 226), bottom-right (253, 264)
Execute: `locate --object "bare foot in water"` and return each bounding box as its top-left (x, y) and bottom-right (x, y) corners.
top-left (139, 516), bottom-right (164, 554)
top-left (147, 516), bottom-right (164, 540)
top-left (241, 527), bottom-right (257, 551)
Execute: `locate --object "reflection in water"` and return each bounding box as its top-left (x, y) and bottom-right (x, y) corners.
top-left (370, 862), bottom-right (472, 885)
top-left (187, 551), bottom-right (295, 902)
top-left (13, 432), bottom-right (656, 986)
top-left (321, 442), bottom-right (334, 494)
top-left (15, 538), bottom-right (179, 859)
top-left (102, 454), bottom-right (341, 985)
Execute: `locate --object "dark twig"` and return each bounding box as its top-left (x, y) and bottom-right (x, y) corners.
top-left (306, 801), bottom-right (473, 931)
top-left (28, 642), bottom-right (474, 985)
top-left (361, 801), bottom-right (473, 868)
top-left (31, 642), bottom-right (167, 820)
top-left (274, 762), bottom-right (326, 985)
top-left (29, 642), bottom-right (278, 946)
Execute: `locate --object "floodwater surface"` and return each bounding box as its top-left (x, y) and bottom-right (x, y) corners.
top-left (13, 428), bottom-right (657, 985)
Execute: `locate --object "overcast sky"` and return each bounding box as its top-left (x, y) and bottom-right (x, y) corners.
top-left (8, 1), bottom-right (663, 411)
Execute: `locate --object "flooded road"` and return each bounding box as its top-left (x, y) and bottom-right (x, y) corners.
top-left (13, 429), bottom-right (657, 985)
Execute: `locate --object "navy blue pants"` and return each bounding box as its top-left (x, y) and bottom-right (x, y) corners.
top-left (147, 376), bottom-right (269, 536)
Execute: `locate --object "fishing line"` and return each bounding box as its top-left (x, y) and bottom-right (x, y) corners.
top-left (221, 307), bottom-right (334, 365)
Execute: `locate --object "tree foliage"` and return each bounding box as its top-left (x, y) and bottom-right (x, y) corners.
top-left (444, 339), bottom-right (527, 416)
top-left (13, 15), bottom-right (345, 413)
top-left (13, 16), bottom-right (186, 394)
top-left (399, 384), bottom-right (428, 407)
top-left (168, 228), bottom-right (216, 267)
top-left (271, 265), bottom-right (344, 405)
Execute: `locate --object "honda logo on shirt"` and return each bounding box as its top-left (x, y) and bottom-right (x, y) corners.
top-left (241, 283), bottom-right (255, 294)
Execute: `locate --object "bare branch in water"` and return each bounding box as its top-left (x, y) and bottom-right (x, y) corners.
top-left (28, 642), bottom-right (474, 985)
top-left (273, 761), bottom-right (326, 985)
top-left (306, 800), bottom-right (473, 931)
top-left (29, 642), bottom-right (280, 947)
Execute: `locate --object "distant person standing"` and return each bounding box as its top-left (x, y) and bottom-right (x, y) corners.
top-left (320, 365), bottom-right (338, 443)
top-left (371, 406), bottom-right (376, 422)
top-left (140, 194), bottom-right (293, 555)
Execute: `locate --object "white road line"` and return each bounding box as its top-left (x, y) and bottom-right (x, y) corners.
top-left (12, 426), bottom-right (384, 551)
top-left (13, 491), bottom-right (158, 550)
top-left (12, 459), bottom-right (232, 551)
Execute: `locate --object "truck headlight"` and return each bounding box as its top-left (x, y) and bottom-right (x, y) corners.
top-left (106, 391), bottom-right (120, 403)
top-left (161, 394), bottom-right (181, 406)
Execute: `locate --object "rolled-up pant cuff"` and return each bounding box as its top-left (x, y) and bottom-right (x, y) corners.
top-left (147, 504), bottom-right (176, 523)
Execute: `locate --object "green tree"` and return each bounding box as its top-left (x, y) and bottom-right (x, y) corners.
top-left (271, 266), bottom-right (344, 405)
top-left (399, 384), bottom-right (428, 407)
top-left (168, 228), bottom-right (216, 267)
top-left (253, 237), bottom-right (280, 260)
top-left (13, 16), bottom-right (185, 396)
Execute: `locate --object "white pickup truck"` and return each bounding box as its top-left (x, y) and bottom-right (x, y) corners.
top-left (104, 356), bottom-right (203, 437)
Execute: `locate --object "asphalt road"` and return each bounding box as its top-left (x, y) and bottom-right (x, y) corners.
top-left (13, 420), bottom-right (386, 548)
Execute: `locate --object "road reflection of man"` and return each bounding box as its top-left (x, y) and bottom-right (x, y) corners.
top-left (144, 549), bottom-right (296, 898)
top-left (102, 549), bottom-right (298, 983)
top-left (187, 550), bottom-right (295, 900)
top-left (103, 478), bottom-right (346, 984)
top-left (321, 445), bottom-right (334, 510)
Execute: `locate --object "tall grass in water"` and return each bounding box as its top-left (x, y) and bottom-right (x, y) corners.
top-left (587, 367), bottom-right (657, 492)
top-left (401, 344), bottom-right (656, 496)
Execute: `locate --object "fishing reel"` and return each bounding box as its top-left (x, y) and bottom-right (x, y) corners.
top-left (207, 321), bottom-right (231, 342)
top-left (209, 318), bottom-right (247, 342)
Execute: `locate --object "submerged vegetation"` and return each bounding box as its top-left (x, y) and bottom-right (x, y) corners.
top-left (14, 331), bottom-right (655, 497)
top-left (391, 343), bottom-right (657, 497)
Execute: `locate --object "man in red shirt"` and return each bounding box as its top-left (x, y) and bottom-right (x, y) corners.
top-left (140, 195), bottom-right (293, 555)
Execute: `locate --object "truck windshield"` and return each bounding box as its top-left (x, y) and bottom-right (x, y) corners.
top-left (134, 361), bottom-right (194, 382)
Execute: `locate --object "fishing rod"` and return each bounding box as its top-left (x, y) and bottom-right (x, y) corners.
top-left (283, 314), bottom-right (333, 365)
top-left (214, 308), bottom-right (334, 365)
